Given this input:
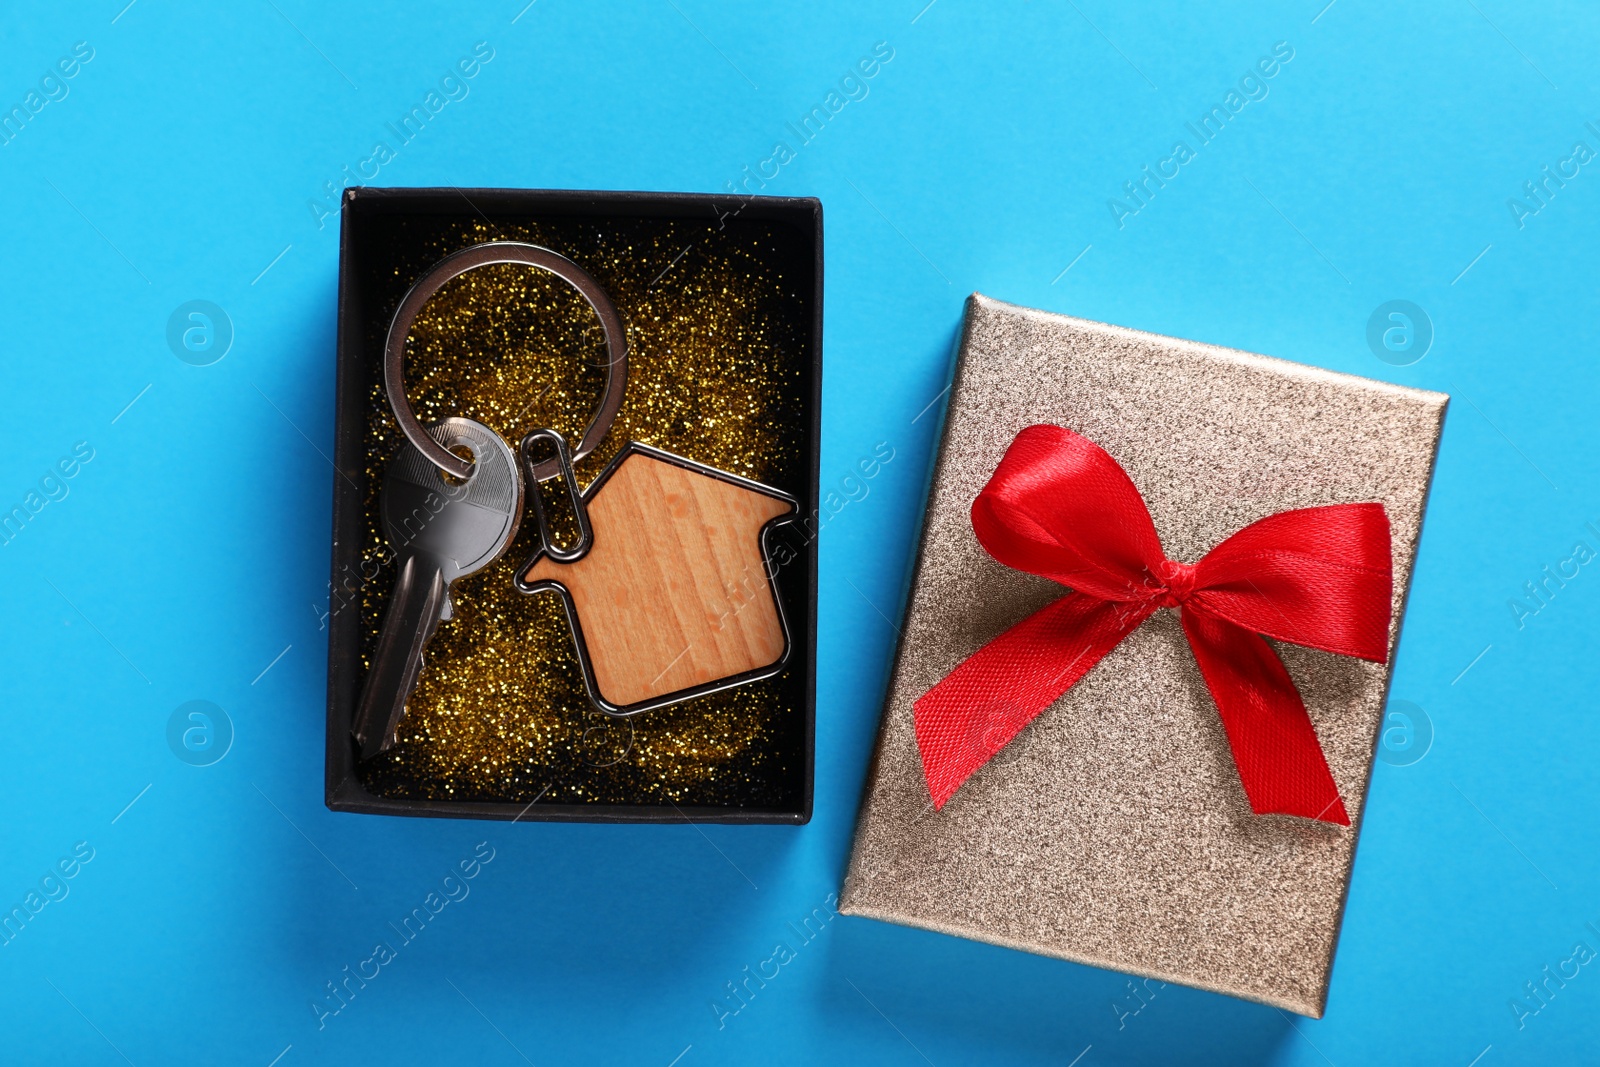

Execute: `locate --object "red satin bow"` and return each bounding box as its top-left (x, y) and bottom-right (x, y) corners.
top-left (913, 425), bottom-right (1394, 825)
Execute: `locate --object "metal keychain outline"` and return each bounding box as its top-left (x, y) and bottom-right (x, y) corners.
top-left (383, 241), bottom-right (628, 481)
top-left (514, 438), bottom-right (799, 718)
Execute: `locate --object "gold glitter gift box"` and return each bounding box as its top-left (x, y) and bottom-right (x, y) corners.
top-left (839, 295), bottom-right (1446, 1016)
top-left (325, 188), bottom-right (821, 823)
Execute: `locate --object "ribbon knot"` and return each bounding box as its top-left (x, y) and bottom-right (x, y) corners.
top-left (1153, 559), bottom-right (1197, 607)
top-left (912, 425), bottom-right (1394, 826)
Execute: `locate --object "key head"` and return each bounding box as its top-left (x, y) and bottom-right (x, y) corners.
top-left (382, 417), bottom-right (522, 583)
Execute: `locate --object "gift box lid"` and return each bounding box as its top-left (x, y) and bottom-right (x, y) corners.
top-left (839, 294), bottom-right (1447, 1016)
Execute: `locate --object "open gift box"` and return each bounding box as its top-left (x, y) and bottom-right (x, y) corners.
top-left (324, 188), bottom-right (822, 824)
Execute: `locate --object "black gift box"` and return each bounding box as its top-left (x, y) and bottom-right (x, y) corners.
top-left (324, 188), bottom-right (821, 823)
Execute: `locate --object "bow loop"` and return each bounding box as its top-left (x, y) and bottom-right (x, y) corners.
top-left (971, 425), bottom-right (1166, 602)
top-left (1187, 504), bottom-right (1393, 661)
top-left (914, 424), bottom-right (1395, 826)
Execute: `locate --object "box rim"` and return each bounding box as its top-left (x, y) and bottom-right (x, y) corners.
top-left (970, 292), bottom-right (1451, 409)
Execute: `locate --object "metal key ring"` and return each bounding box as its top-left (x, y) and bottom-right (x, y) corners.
top-left (383, 241), bottom-right (628, 481)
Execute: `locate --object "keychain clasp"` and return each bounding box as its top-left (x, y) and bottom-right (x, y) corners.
top-left (516, 427), bottom-right (593, 574)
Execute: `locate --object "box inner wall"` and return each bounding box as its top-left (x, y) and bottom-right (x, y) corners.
top-left (346, 211), bottom-right (812, 810)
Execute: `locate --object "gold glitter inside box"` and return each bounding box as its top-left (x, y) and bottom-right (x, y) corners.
top-left (325, 189), bottom-right (820, 822)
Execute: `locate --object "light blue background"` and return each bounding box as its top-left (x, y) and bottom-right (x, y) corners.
top-left (0, 1), bottom-right (1594, 1064)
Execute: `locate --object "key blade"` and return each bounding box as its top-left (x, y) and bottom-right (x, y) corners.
top-left (352, 552), bottom-right (448, 759)
top-left (356, 417), bottom-right (522, 760)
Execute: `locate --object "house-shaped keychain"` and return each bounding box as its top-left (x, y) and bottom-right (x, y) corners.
top-left (517, 433), bottom-right (797, 714)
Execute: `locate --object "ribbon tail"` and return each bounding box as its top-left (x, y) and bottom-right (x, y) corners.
top-left (1180, 610), bottom-right (1350, 825)
top-left (914, 595), bottom-right (1155, 809)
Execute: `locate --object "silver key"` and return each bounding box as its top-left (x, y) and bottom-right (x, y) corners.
top-left (352, 417), bottom-right (522, 759)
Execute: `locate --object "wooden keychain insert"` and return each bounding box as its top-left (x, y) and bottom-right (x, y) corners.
top-left (516, 428), bottom-right (797, 715)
